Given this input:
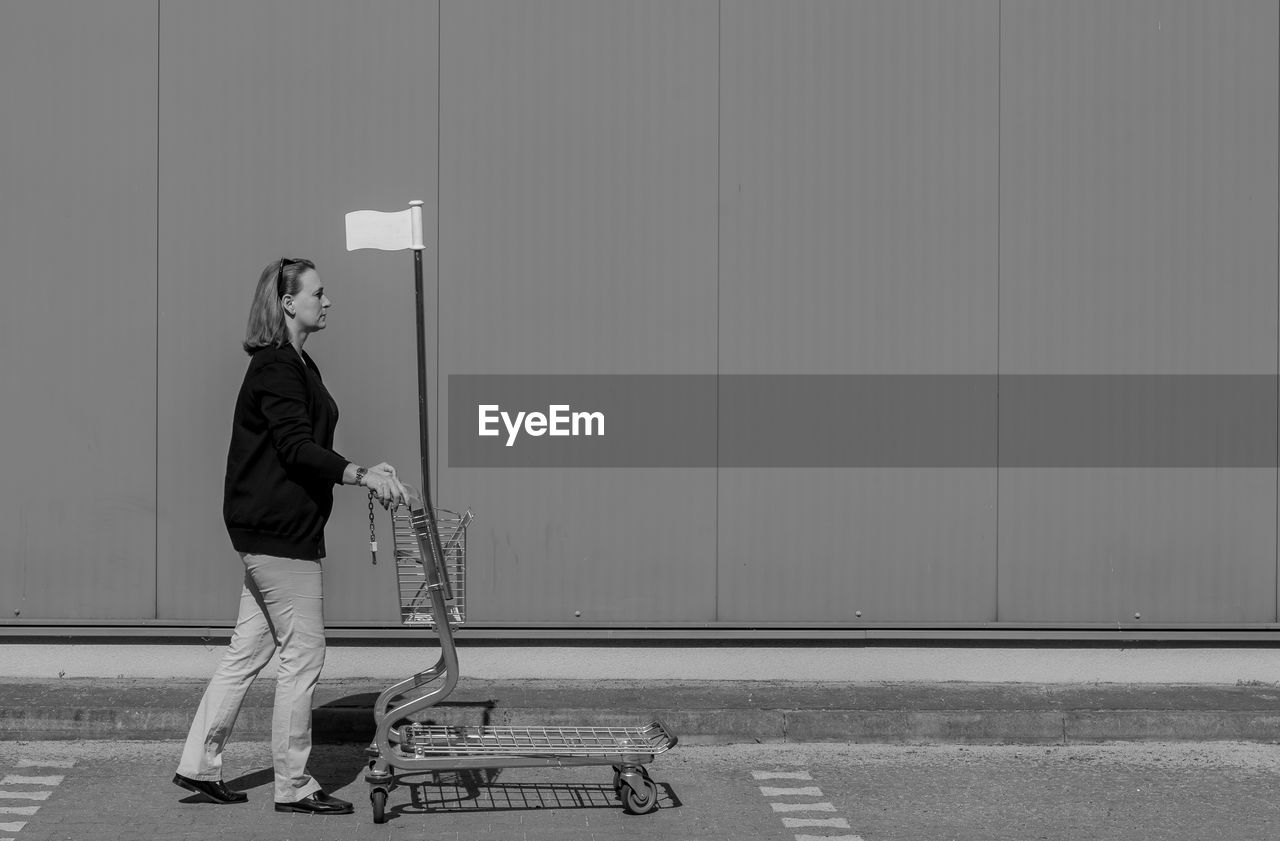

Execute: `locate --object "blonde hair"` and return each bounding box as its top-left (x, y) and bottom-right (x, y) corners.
top-left (242, 257), bottom-right (315, 355)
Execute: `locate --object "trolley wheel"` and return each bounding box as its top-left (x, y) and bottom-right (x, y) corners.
top-left (370, 788), bottom-right (388, 824)
top-left (621, 777), bottom-right (659, 815)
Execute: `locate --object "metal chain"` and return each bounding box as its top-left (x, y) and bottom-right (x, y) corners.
top-left (368, 490), bottom-right (379, 564)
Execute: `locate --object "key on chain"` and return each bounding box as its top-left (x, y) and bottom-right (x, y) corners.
top-left (368, 490), bottom-right (379, 564)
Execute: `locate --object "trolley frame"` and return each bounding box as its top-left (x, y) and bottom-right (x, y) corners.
top-left (362, 497), bottom-right (677, 823)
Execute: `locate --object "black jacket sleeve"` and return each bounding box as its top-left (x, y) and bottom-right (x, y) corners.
top-left (254, 359), bottom-right (348, 484)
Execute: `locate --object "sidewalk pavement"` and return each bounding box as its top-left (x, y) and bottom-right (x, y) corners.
top-left (4, 642), bottom-right (1280, 744)
top-left (5, 677), bottom-right (1280, 745)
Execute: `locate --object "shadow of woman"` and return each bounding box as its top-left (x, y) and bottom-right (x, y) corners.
top-left (306, 690), bottom-right (500, 812)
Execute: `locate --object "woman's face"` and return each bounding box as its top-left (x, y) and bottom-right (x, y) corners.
top-left (286, 268), bottom-right (331, 334)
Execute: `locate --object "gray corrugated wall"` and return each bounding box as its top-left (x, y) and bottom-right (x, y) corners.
top-left (438, 1), bottom-right (721, 623)
top-left (718, 1), bottom-right (1000, 623)
top-left (999, 0), bottom-right (1278, 623)
top-left (0, 1), bottom-right (159, 620)
top-left (0, 0), bottom-right (1276, 628)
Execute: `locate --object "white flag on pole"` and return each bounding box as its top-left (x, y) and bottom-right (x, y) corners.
top-left (345, 201), bottom-right (425, 251)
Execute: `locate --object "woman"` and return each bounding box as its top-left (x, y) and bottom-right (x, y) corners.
top-left (173, 257), bottom-right (408, 815)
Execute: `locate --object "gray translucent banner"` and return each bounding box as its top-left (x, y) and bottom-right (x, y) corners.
top-left (448, 375), bottom-right (1276, 467)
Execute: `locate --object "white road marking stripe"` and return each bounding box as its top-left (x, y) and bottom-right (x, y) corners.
top-left (760, 786), bottom-right (824, 797)
top-left (784, 817), bottom-right (851, 829)
top-left (756, 768), bottom-right (861, 841)
top-left (0, 791), bottom-right (50, 800)
top-left (772, 801), bottom-right (837, 812)
top-left (0, 824), bottom-right (26, 833)
top-left (0, 807), bottom-right (37, 816)
top-left (0, 776), bottom-right (63, 786)
top-left (14, 760), bottom-right (74, 769)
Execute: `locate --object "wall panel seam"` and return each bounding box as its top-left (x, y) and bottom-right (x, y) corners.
top-left (715, 0), bottom-right (721, 623)
top-left (154, 0), bottom-right (162, 622)
top-left (996, 0), bottom-right (1002, 624)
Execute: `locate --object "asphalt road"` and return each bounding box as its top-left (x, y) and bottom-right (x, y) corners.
top-left (1, 739), bottom-right (1278, 840)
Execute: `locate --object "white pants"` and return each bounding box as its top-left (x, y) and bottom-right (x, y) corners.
top-left (176, 553), bottom-right (326, 803)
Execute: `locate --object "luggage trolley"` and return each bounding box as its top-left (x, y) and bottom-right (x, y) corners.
top-left (363, 489), bottom-right (678, 823)
top-left (348, 202), bottom-right (676, 825)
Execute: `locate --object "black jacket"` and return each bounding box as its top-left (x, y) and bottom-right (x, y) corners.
top-left (223, 345), bottom-right (349, 559)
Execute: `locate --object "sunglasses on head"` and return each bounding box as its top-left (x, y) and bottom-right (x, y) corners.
top-left (276, 258), bottom-right (299, 298)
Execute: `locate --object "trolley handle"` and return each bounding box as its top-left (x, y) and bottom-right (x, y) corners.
top-left (409, 506), bottom-right (451, 598)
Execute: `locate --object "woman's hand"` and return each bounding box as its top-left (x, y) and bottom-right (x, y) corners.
top-left (362, 463), bottom-right (409, 509)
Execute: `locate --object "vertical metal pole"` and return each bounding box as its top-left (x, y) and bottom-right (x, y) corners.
top-left (413, 249), bottom-right (449, 594)
top-left (413, 249), bottom-right (431, 496)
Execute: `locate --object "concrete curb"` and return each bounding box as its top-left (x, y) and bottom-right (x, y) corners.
top-left (4, 678), bottom-right (1280, 744)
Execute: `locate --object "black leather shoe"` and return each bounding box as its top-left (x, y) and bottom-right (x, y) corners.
top-left (173, 773), bottom-right (248, 804)
top-left (274, 790), bottom-right (354, 815)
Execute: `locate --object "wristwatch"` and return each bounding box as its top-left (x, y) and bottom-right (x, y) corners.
top-left (354, 466), bottom-right (368, 486)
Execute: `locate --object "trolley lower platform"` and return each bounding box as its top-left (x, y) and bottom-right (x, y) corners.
top-left (400, 720), bottom-right (673, 758)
